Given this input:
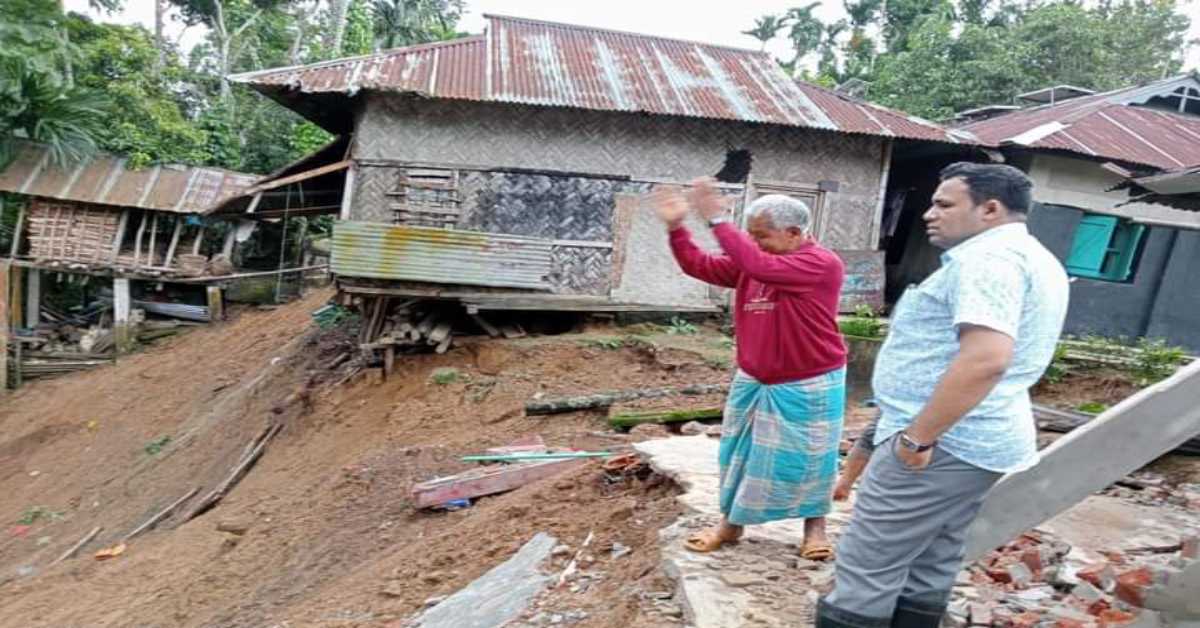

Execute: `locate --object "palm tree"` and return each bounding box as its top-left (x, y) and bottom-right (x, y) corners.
top-left (0, 54), bottom-right (109, 169)
top-left (370, 0), bottom-right (461, 51)
top-left (743, 15), bottom-right (790, 52)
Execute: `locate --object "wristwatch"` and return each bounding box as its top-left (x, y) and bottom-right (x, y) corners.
top-left (898, 432), bottom-right (936, 453)
top-left (707, 215), bottom-right (731, 227)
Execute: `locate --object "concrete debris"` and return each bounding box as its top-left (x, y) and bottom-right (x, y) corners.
top-left (948, 525), bottom-right (1200, 627)
top-left (407, 532), bottom-right (558, 628)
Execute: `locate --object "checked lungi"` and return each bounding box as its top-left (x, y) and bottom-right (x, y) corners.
top-left (719, 367), bottom-right (846, 526)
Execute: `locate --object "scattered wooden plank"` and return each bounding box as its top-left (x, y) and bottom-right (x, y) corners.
top-left (1034, 403), bottom-right (1200, 455)
top-left (608, 407), bottom-right (723, 428)
top-left (411, 458), bottom-right (586, 509)
top-left (526, 384), bottom-right (729, 416)
top-left (51, 526), bottom-right (102, 566)
top-left (499, 324), bottom-right (526, 339)
top-left (470, 313), bottom-right (502, 338)
top-left (461, 451), bottom-right (613, 463)
top-left (184, 424), bottom-right (281, 521)
top-left (485, 435), bottom-right (548, 456)
top-left (123, 488), bottom-right (199, 541)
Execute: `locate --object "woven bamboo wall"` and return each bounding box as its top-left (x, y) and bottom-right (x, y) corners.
top-left (354, 95), bottom-right (885, 251)
top-left (26, 199), bottom-right (120, 263)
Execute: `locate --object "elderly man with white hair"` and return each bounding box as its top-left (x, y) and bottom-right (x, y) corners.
top-left (653, 177), bottom-right (847, 560)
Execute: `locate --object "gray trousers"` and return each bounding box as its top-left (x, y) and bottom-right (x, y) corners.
top-left (822, 436), bottom-right (1001, 626)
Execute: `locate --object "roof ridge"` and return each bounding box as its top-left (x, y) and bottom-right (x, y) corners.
top-left (229, 36), bottom-right (485, 83)
top-left (483, 13), bottom-right (767, 56)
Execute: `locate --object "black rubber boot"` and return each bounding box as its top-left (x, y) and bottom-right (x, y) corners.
top-left (816, 599), bottom-right (891, 628)
top-left (890, 597), bottom-right (946, 628)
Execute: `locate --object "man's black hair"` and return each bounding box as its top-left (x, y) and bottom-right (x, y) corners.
top-left (939, 162), bottom-right (1033, 214)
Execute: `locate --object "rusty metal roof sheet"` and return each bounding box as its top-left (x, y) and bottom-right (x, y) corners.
top-left (231, 15), bottom-right (971, 144)
top-left (331, 221), bottom-right (553, 289)
top-left (0, 141), bottom-right (258, 214)
top-left (960, 74), bottom-right (1200, 169)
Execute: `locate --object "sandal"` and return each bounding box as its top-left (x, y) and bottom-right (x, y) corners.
top-left (800, 542), bottom-right (835, 561)
top-left (684, 527), bottom-right (741, 553)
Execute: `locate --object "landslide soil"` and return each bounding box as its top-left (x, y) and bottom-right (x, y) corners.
top-left (0, 292), bottom-right (740, 628)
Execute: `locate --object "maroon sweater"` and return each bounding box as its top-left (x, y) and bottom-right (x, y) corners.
top-left (669, 223), bottom-right (847, 384)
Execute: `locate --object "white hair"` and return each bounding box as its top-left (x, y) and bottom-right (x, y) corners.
top-left (746, 194), bottom-right (812, 232)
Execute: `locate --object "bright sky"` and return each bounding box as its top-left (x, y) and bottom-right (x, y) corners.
top-left (66, 0), bottom-right (1200, 74)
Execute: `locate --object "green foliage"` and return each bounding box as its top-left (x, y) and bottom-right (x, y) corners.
top-left (1041, 343), bottom-right (1071, 385)
top-left (750, 0), bottom-right (1192, 118)
top-left (17, 505), bottom-right (63, 525)
top-left (1131, 337), bottom-right (1185, 385)
top-left (0, 53), bottom-right (110, 169)
top-left (312, 303), bottom-right (355, 329)
top-left (665, 316), bottom-right (699, 335)
top-left (342, 0), bottom-right (376, 55)
top-left (371, 0), bottom-right (464, 50)
top-left (430, 367), bottom-right (460, 385)
top-left (143, 435), bottom-right (171, 456)
top-left (839, 305), bottom-right (885, 339)
top-left (583, 337), bottom-right (626, 351)
top-left (1076, 401), bottom-right (1109, 414)
top-left (68, 15), bottom-right (208, 167)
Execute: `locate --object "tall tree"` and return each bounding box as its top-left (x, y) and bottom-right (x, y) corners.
top-left (779, 3), bottom-right (825, 77)
top-left (0, 53), bottom-right (110, 168)
top-left (371, 0), bottom-right (463, 50)
top-left (742, 15), bottom-right (789, 52)
top-left (323, 0), bottom-right (350, 56)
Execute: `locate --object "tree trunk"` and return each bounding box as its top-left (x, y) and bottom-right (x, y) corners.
top-left (525, 384), bottom-right (729, 416)
top-left (154, 0), bottom-right (166, 73)
top-left (609, 407), bottom-right (723, 428)
top-left (324, 0), bottom-right (349, 57)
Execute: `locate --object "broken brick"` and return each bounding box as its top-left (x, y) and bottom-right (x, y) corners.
top-left (1055, 620), bottom-right (1086, 628)
top-left (1078, 563), bottom-right (1117, 592)
top-left (1114, 567), bottom-right (1154, 607)
top-left (1086, 599), bottom-right (1112, 617)
top-left (1012, 611), bottom-right (1042, 628)
top-left (1097, 609), bottom-right (1137, 627)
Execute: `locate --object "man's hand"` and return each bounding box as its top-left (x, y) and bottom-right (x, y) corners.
top-left (651, 185), bottom-right (689, 230)
top-left (895, 440), bottom-right (933, 470)
top-left (686, 177), bottom-right (728, 222)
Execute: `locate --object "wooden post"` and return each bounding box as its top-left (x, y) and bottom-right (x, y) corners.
top-left (191, 225), bottom-right (205, 255)
top-left (113, 277), bottom-right (132, 353)
top-left (9, 205), bottom-right (25, 258)
top-left (25, 268), bottom-right (40, 327)
top-left (0, 260), bottom-right (9, 392)
top-left (221, 227), bottom-right (236, 259)
top-left (164, 216), bottom-right (183, 268)
top-left (9, 264), bottom-right (22, 329)
top-left (147, 212), bottom-right (159, 267)
top-left (132, 212), bottom-right (148, 268)
top-left (206, 285), bottom-right (223, 322)
top-left (110, 209), bottom-right (129, 261)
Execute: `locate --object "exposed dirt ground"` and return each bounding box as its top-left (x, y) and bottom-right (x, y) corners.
top-left (1, 292), bottom-right (1194, 628)
top-left (0, 291), bottom-right (747, 628)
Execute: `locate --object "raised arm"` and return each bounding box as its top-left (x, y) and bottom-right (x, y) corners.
top-left (668, 226), bottom-right (741, 288)
top-left (652, 185), bottom-right (740, 288)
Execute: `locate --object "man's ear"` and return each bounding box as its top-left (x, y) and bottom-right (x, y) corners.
top-left (982, 199), bottom-right (1006, 221)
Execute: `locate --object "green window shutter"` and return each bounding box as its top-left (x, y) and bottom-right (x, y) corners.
top-left (1067, 215), bottom-right (1117, 278)
top-left (1105, 223), bottom-right (1145, 281)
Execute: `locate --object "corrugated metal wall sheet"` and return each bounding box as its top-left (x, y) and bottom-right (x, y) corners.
top-left (331, 222), bottom-right (553, 289)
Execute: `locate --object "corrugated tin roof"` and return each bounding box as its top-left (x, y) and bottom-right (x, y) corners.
top-left (231, 15), bottom-right (972, 144)
top-left (0, 141), bottom-right (258, 214)
top-left (960, 74), bottom-right (1200, 170)
top-left (331, 221), bottom-right (553, 289)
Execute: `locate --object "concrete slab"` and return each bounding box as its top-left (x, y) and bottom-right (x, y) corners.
top-left (636, 436), bottom-right (855, 628)
top-left (409, 532), bottom-right (558, 628)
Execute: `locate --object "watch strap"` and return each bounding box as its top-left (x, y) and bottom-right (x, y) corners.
top-left (899, 432), bottom-right (936, 453)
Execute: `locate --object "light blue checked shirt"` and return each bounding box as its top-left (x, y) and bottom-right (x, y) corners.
top-left (873, 223), bottom-right (1069, 473)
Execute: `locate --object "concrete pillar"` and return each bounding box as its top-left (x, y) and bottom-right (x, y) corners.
top-left (25, 268), bottom-right (40, 328)
top-left (113, 277), bottom-right (133, 353)
top-left (206, 285), bottom-right (224, 322)
top-left (965, 360), bottom-right (1200, 560)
